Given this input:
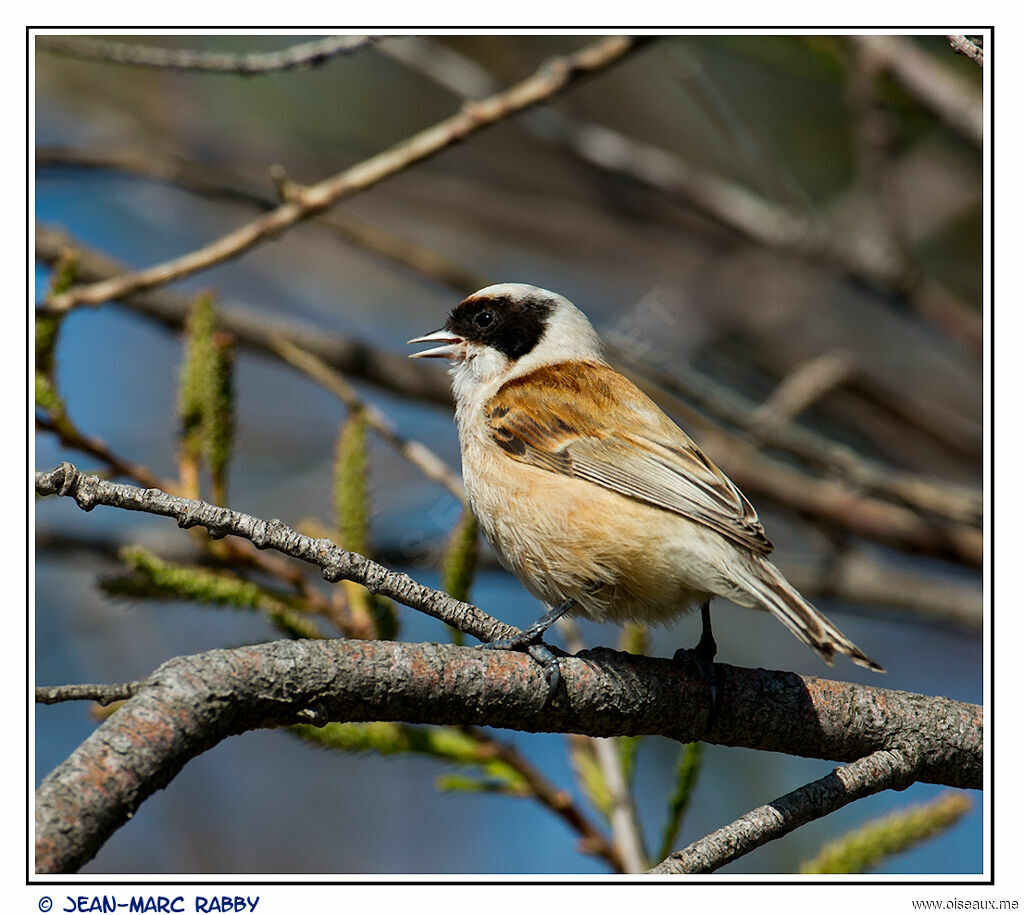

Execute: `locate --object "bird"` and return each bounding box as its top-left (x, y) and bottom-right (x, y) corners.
top-left (408, 283), bottom-right (883, 698)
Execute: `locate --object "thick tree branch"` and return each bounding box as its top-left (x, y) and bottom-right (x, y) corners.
top-left (42, 36), bottom-right (644, 313)
top-left (648, 746), bottom-right (921, 874)
top-left (35, 638), bottom-right (981, 873)
top-left (36, 35), bottom-right (378, 74)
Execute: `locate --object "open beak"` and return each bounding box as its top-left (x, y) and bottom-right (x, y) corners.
top-left (407, 329), bottom-right (465, 360)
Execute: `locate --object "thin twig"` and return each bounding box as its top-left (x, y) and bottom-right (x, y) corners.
top-left (36, 682), bottom-right (142, 705)
top-left (946, 35), bottom-right (984, 68)
top-left (649, 746), bottom-right (920, 874)
top-left (35, 462), bottom-right (516, 646)
top-left (591, 737), bottom-right (649, 872)
top-left (749, 350), bottom-right (859, 441)
top-left (34, 402), bottom-right (340, 623)
top-left (267, 335), bottom-right (465, 503)
top-left (36, 35), bottom-right (378, 74)
top-left (43, 36), bottom-right (643, 314)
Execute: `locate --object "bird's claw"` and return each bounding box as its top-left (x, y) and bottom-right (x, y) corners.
top-left (527, 642), bottom-right (562, 706)
top-left (481, 633), bottom-right (564, 706)
top-left (674, 643), bottom-right (720, 725)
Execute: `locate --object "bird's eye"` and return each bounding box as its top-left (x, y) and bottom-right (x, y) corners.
top-left (475, 310), bottom-right (495, 328)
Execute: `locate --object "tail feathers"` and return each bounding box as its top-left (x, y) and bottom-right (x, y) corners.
top-left (738, 558), bottom-right (885, 673)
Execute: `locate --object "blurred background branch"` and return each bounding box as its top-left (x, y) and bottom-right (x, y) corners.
top-left (36, 34), bottom-right (380, 74)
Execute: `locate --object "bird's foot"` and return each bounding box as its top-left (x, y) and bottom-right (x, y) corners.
top-left (674, 600), bottom-right (720, 724)
top-left (481, 634), bottom-right (565, 706)
top-left (674, 644), bottom-right (720, 725)
top-left (479, 596), bottom-right (580, 705)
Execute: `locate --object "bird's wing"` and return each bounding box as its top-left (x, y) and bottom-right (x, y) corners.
top-left (486, 361), bottom-right (773, 555)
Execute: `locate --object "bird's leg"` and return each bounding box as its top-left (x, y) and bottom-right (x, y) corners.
top-left (674, 599), bottom-right (720, 720)
top-left (482, 596), bottom-right (578, 652)
top-left (481, 582), bottom-right (604, 704)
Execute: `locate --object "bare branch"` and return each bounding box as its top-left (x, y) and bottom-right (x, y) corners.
top-left (750, 350), bottom-right (859, 438)
top-left (42, 36), bottom-right (644, 314)
top-left (35, 462), bottom-right (514, 646)
top-left (648, 747), bottom-right (921, 874)
top-left (35, 638), bottom-right (981, 873)
top-left (945, 35), bottom-right (984, 68)
top-left (36, 35), bottom-right (378, 75)
top-left (36, 682), bottom-right (141, 705)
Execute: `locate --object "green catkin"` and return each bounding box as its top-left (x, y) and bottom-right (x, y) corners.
top-left (178, 293), bottom-right (217, 471)
top-left (441, 510), bottom-right (479, 645)
top-left (800, 791), bottom-right (971, 874)
top-left (655, 742), bottom-right (705, 862)
top-left (208, 332), bottom-right (236, 504)
top-left (292, 721), bottom-right (528, 794)
top-left (106, 546), bottom-right (324, 640)
top-left (334, 409), bottom-right (397, 639)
